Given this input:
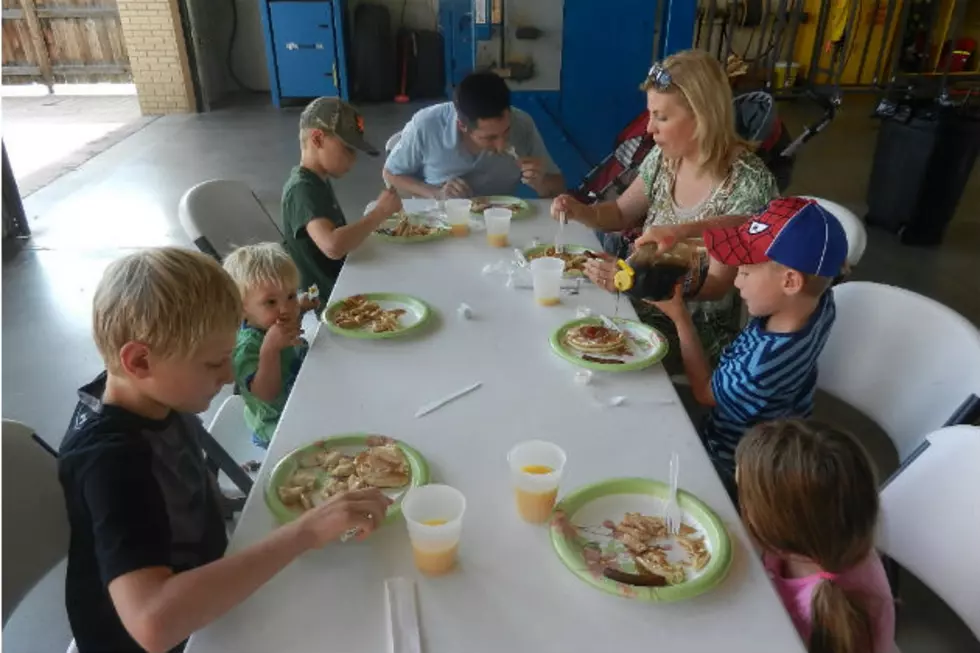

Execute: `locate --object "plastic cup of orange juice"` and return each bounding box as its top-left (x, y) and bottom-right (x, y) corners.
top-left (445, 199), bottom-right (472, 237)
top-left (484, 208), bottom-right (512, 247)
top-left (402, 484), bottom-right (466, 576)
top-left (507, 440), bottom-right (566, 524)
top-left (530, 257), bottom-right (565, 306)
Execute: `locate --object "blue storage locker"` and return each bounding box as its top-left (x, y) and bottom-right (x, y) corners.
top-left (261, 0), bottom-right (351, 107)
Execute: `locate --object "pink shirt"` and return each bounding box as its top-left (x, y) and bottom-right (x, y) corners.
top-left (763, 552), bottom-right (896, 653)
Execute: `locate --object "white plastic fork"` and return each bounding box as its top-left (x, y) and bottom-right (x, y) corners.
top-left (664, 452), bottom-right (681, 536)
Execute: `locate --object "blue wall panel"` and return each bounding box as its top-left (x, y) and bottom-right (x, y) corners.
top-left (559, 0), bottom-right (657, 177)
top-left (511, 91), bottom-right (592, 196)
top-left (439, 0), bottom-right (475, 96)
top-left (660, 0), bottom-right (698, 58)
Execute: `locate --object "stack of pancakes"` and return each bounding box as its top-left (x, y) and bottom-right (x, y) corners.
top-left (565, 324), bottom-right (626, 354)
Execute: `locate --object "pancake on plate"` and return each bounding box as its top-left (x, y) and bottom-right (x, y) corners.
top-left (470, 197), bottom-right (523, 214)
top-left (564, 324), bottom-right (627, 354)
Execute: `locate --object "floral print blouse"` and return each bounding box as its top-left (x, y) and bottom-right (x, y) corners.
top-left (637, 146), bottom-right (778, 230)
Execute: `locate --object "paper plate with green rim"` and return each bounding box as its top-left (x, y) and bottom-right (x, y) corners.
top-left (374, 213), bottom-right (451, 243)
top-left (523, 244), bottom-right (597, 277)
top-left (470, 195), bottom-right (534, 219)
top-left (264, 434), bottom-right (430, 525)
top-left (550, 477), bottom-right (732, 602)
top-left (322, 292), bottom-right (431, 339)
top-left (550, 317), bottom-right (668, 372)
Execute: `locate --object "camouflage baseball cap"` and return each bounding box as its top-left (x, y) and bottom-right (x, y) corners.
top-left (300, 97), bottom-right (379, 157)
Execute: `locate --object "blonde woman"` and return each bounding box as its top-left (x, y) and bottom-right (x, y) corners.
top-left (551, 49), bottom-right (778, 365)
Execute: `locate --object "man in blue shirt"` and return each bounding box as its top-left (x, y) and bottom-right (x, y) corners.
top-left (383, 71), bottom-right (564, 199)
top-left (651, 197), bottom-right (847, 500)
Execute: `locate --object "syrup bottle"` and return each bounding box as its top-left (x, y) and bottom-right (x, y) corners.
top-left (612, 240), bottom-right (702, 301)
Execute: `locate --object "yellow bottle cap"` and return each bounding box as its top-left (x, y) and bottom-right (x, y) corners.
top-left (613, 259), bottom-right (635, 292)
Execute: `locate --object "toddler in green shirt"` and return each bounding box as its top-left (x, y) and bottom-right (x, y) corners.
top-left (224, 243), bottom-right (316, 448)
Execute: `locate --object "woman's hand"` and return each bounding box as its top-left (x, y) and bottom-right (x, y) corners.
top-left (583, 253), bottom-right (620, 293)
top-left (634, 224), bottom-right (686, 252)
top-left (550, 194), bottom-right (591, 224)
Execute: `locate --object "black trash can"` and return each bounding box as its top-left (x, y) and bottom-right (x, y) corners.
top-left (866, 101), bottom-right (980, 246)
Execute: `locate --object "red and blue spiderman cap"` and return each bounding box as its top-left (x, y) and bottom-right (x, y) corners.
top-left (703, 197), bottom-right (848, 278)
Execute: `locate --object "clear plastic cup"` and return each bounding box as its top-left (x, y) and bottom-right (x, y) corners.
top-left (530, 256), bottom-right (565, 306)
top-left (507, 441), bottom-right (567, 523)
top-left (484, 208), bottom-right (512, 248)
top-left (445, 199), bottom-right (472, 237)
top-left (402, 484), bottom-right (466, 575)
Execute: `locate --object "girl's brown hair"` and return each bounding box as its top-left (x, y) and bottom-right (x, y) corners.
top-left (640, 49), bottom-right (750, 178)
top-left (735, 419), bottom-right (880, 653)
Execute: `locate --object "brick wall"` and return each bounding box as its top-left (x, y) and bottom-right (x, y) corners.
top-left (117, 0), bottom-right (196, 114)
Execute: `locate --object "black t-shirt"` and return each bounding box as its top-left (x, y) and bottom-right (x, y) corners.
top-left (58, 373), bottom-right (228, 653)
top-left (281, 165), bottom-right (347, 298)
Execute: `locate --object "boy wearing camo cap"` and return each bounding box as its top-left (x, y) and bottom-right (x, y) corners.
top-left (282, 98), bottom-right (402, 301)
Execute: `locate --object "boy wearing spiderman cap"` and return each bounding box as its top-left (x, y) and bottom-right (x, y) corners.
top-left (652, 197), bottom-right (848, 500)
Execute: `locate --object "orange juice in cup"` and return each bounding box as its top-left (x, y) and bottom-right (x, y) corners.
top-left (445, 199), bottom-right (472, 237)
top-left (530, 257), bottom-right (565, 307)
top-left (484, 208), bottom-right (512, 248)
top-left (402, 485), bottom-right (466, 576)
top-left (507, 441), bottom-right (567, 524)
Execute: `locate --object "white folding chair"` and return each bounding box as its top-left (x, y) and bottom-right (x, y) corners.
top-left (877, 425), bottom-right (980, 640)
top-left (801, 196), bottom-right (867, 267)
top-left (1, 420), bottom-right (76, 652)
top-left (206, 395), bottom-right (265, 499)
top-left (177, 180), bottom-right (283, 261)
top-left (385, 130), bottom-right (403, 154)
top-left (818, 282), bottom-right (980, 462)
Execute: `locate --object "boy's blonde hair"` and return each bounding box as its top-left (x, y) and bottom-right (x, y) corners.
top-left (222, 242), bottom-right (300, 298)
top-left (641, 49), bottom-right (750, 178)
top-left (93, 247), bottom-right (242, 374)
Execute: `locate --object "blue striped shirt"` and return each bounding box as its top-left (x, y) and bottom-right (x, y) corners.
top-left (702, 292), bottom-right (836, 475)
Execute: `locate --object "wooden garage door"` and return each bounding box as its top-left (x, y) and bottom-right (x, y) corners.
top-left (2, 0), bottom-right (130, 86)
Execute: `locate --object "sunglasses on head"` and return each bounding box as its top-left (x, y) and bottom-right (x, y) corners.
top-left (645, 62), bottom-right (673, 90)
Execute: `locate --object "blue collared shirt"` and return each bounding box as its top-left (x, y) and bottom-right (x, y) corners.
top-left (383, 102), bottom-right (559, 196)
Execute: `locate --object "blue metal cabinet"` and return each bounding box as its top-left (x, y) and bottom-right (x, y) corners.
top-left (439, 0), bottom-right (475, 95)
top-left (260, 0), bottom-right (351, 107)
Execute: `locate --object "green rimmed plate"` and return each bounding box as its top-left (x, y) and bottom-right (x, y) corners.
top-left (523, 244), bottom-right (597, 278)
top-left (264, 434), bottom-right (430, 524)
top-left (322, 292), bottom-right (431, 340)
top-left (550, 477), bottom-right (732, 602)
top-left (550, 317), bottom-right (668, 372)
top-left (470, 195), bottom-right (534, 219)
top-left (374, 213), bottom-right (451, 243)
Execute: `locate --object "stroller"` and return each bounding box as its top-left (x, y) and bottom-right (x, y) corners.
top-left (573, 91), bottom-right (839, 255)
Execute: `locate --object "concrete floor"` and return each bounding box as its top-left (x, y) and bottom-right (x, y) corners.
top-left (2, 94), bottom-right (978, 652)
top-left (2, 94), bottom-right (153, 197)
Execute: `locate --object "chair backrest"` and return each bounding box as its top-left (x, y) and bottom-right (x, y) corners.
top-left (877, 425), bottom-right (980, 639)
top-left (801, 196), bottom-right (867, 267)
top-left (206, 395), bottom-right (264, 496)
top-left (177, 180), bottom-right (283, 260)
top-left (385, 131), bottom-right (403, 154)
top-left (818, 282), bottom-right (980, 461)
top-left (2, 420), bottom-right (70, 625)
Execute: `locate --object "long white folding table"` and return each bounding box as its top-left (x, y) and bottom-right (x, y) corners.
top-left (186, 199), bottom-right (804, 653)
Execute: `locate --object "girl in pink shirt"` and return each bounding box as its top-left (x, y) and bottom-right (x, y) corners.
top-left (735, 419), bottom-right (896, 653)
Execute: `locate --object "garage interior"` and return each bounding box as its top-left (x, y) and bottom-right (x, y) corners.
top-left (2, 0), bottom-right (979, 651)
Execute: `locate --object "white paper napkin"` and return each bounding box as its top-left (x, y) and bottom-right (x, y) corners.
top-left (385, 577), bottom-right (421, 653)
